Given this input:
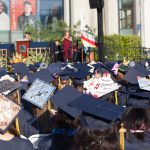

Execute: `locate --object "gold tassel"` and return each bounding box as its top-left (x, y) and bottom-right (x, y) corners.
top-left (119, 123), bottom-right (126, 150)
top-left (17, 75), bottom-right (20, 83)
top-left (16, 89), bottom-right (21, 135)
top-left (69, 79), bottom-right (72, 86)
top-left (58, 77), bottom-right (62, 90)
top-left (15, 117), bottom-right (20, 136)
top-left (114, 91), bottom-right (118, 105)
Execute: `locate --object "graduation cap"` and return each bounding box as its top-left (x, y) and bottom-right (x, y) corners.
top-left (0, 93), bottom-right (21, 134)
top-left (0, 80), bottom-right (21, 95)
top-left (12, 63), bottom-right (30, 75)
top-left (27, 69), bottom-right (55, 84)
top-left (23, 78), bottom-right (56, 109)
top-left (71, 70), bottom-right (92, 80)
top-left (50, 86), bottom-right (83, 118)
top-left (73, 63), bottom-right (91, 72)
top-left (0, 67), bottom-right (7, 78)
top-left (47, 63), bottom-right (62, 76)
top-left (68, 94), bottom-right (126, 122)
top-left (118, 64), bottom-right (130, 74)
top-left (134, 63), bottom-right (150, 75)
top-left (124, 68), bottom-right (145, 84)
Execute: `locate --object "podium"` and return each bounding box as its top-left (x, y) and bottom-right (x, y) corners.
top-left (16, 39), bottom-right (30, 58)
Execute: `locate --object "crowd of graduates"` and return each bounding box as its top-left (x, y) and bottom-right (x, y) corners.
top-left (0, 57), bottom-right (150, 150)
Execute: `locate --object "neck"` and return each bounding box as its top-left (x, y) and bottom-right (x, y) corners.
top-left (0, 132), bottom-right (14, 141)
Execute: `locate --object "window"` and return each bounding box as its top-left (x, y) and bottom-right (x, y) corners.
top-left (37, 0), bottom-right (64, 27)
top-left (119, 0), bottom-right (134, 34)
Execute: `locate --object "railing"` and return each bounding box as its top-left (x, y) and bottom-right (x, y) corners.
top-left (0, 49), bottom-right (7, 68)
top-left (103, 46), bottom-right (150, 62)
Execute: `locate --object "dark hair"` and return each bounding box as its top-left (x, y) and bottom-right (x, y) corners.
top-left (24, 1), bottom-right (31, 6)
top-left (0, 0), bottom-right (7, 13)
top-left (122, 108), bottom-right (150, 142)
top-left (49, 110), bottom-right (79, 150)
top-left (73, 126), bottom-right (119, 150)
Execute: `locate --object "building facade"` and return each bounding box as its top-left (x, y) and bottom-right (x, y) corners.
top-left (0, 0), bottom-right (150, 48)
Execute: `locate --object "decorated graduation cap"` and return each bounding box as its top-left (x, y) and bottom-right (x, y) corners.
top-left (0, 80), bottom-right (21, 95)
top-left (23, 78), bottom-right (56, 109)
top-left (50, 86), bottom-right (83, 118)
top-left (0, 67), bottom-right (7, 78)
top-left (84, 76), bottom-right (120, 98)
top-left (68, 94), bottom-right (126, 122)
top-left (12, 63), bottom-right (30, 75)
top-left (27, 69), bottom-right (55, 84)
top-left (137, 76), bottom-right (150, 91)
top-left (0, 93), bottom-right (21, 134)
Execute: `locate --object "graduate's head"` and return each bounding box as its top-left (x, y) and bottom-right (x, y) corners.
top-left (94, 68), bottom-right (103, 79)
top-left (73, 126), bottom-right (119, 150)
top-left (0, 1), bottom-right (6, 14)
top-left (122, 108), bottom-right (150, 131)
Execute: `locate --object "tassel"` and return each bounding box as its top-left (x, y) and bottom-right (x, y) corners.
top-left (15, 117), bottom-right (20, 136)
top-left (58, 77), bottom-right (62, 90)
top-left (16, 89), bottom-right (21, 135)
top-left (69, 79), bottom-right (72, 86)
top-left (119, 123), bottom-right (126, 150)
top-left (114, 91), bottom-right (118, 105)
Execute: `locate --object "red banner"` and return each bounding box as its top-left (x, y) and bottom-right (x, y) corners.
top-left (10, 0), bottom-right (36, 31)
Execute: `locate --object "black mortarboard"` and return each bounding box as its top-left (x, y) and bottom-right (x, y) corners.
top-left (104, 61), bottom-right (116, 69)
top-left (71, 71), bottom-right (92, 80)
top-left (73, 63), bottom-right (91, 72)
top-left (50, 86), bottom-right (83, 118)
top-left (118, 64), bottom-right (130, 74)
top-left (0, 80), bottom-right (21, 95)
top-left (60, 75), bottom-right (70, 81)
top-left (47, 63), bottom-right (62, 75)
top-left (12, 63), bottom-right (30, 75)
top-left (134, 63), bottom-right (150, 75)
top-left (68, 94), bottom-right (126, 122)
top-left (124, 68), bottom-right (144, 84)
top-left (27, 69), bottom-right (55, 84)
top-left (0, 93), bottom-right (21, 134)
top-left (0, 67), bottom-right (7, 78)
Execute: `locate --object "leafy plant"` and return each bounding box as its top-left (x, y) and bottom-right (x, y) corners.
top-left (25, 50), bottom-right (51, 65)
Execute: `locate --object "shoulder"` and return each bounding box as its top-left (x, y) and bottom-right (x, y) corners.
top-left (38, 136), bottom-right (52, 150)
top-left (14, 137), bottom-right (34, 149)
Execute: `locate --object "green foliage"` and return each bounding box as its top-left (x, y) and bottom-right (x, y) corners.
top-left (94, 34), bottom-right (142, 61)
top-left (26, 50), bottom-right (51, 65)
top-left (0, 57), bottom-right (7, 68)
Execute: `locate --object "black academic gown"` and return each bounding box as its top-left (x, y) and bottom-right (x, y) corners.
top-left (38, 135), bottom-right (74, 150)
top-left (18, 109), bottom-right (39, 138)
top-left (0, 137), bottom-right (35, 150)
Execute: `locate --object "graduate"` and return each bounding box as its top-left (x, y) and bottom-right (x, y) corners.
top-left (38, 86), bottom-right (82, 150)
top-left (122, 107), bottom-right (150, 150)
top-left (68, 94), bottom-right (126, 150)
top-left (0, 94), bottom-right (35, 150)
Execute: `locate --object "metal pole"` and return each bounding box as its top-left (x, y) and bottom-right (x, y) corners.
top-left (97, 8), bottom-right (104, 62)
